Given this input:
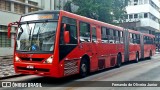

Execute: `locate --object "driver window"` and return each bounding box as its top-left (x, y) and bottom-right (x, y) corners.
top-left (60, 16), bottom-right (78, 44)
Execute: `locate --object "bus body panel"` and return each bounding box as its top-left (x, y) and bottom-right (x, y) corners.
top-left (10, 10), bottom-right (156, 78)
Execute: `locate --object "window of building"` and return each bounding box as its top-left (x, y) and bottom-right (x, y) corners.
top-left (28, 1), bottom-right (38, 6)
top-left (5, 1), bottom-right (11, 11)
top-left (127, 12), bottom-right (159, 23)
top-left (144, 13), bottom-right (148, 18)
top-left (0, 32), bottom-right (11, 47)
top-left (144, 0), bottom-right (148, 4)
top-left (129, 0), bottom-right (149, 6)
top-left (139, 13), bottom-right (143, 18)
top-left (0, 0), bottom-right (11, 11)
top-left (149, 13), bottom-right (159, 23)
top-left (149, 0), bottom-right (159, 12)
top-left (129, 14), bottom-right (133, 19)
top-left (0, 25), bottom-right (7, 31)
top-left (139, 0), bottom-right (143, 4)
top-left (14, 3), bottom-right (25, 14)
top-left (28, 7), bottom-right (39, 12)
top-left (134, 0), bottom-right (138, 5)
top-left (16, 0), bottom-right (25, 3)
top-left (134, 14), bottom-right (138, 18)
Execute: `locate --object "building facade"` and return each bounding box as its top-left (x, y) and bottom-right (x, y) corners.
top-left (0, 0), bottom-right (69, 56)
top-left (125, 0), bottom-right (160, 34)
top-left (155, 32), bottom-right (160, 52)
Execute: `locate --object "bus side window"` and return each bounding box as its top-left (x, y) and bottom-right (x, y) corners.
top-left (101, 27), bottom-right (108, 43)
top-left (116, 30), bottom-right (120, 43)
top-left (130, 33), bottom-right (133, 44)
top-left (144, 36), bottom-right (148, 44)
top-left (136, 34), bottom-right (140, 44)
top-left (120, 31), bottom-right (123, 43)
top-left (92, 27), bottom-right (97, 42)
top-left (80, 22), bottom-right (91, 42)
top-left (132, 34), bottom-right (136, 44)
top-left (109, 29), bottom-right (114, 43)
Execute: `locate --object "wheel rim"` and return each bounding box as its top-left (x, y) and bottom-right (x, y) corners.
top-left (81, 64), bottom-right (87, 73)
top-left (136, 54), bottom-right (139, 62)
top-left (136, 56), bottom-right (138, 62)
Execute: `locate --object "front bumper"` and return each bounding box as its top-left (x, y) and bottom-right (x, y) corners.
top-left (14, 62), bottom-right (54, 77)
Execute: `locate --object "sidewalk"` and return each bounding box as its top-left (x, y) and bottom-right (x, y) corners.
top-left (0, 56), bottom-right (19, 79)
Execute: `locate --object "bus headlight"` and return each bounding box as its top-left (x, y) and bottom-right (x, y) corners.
top-left (15, 56), bottom-right (20, 62)
top-left (44, 55), bottom-right (53, 64)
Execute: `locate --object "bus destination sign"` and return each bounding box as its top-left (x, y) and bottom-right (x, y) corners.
top-left (21, 14), bottom-right (59, 22)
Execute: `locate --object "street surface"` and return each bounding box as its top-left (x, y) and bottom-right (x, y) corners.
top-left (1, 54), bottom-right (160, 90)
top-left (0, 56), bottom-right (16, 78)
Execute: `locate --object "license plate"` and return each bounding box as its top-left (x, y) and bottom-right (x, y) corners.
top-left (26, 65), bottom-right (34, 69)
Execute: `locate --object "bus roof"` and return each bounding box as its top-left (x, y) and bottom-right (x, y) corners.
top-left (60, 11), bottom-right (155, 37)
top-left (142, 33), bottom-right (155, 38)
top-left (128, 29), bottom-right (141, 34)
top-left (22, 10), bottom-right (60, 17)
top-left (60, 10), bottom-right (124, 31)
top-left (21, 10), bottom-right (155, 37)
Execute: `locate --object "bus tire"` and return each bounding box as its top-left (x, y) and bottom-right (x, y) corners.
top-left (80, 58), bottom-right (88, 77)
top-left (135, 52), bottom-right (139, 63)
top-left (148, 51), bottom-right (152, 60)
top-left (116, 54), bottom-right (122, 68)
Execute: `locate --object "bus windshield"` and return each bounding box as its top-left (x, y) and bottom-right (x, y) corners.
top-left (16, 21), bottom-right (57, 52)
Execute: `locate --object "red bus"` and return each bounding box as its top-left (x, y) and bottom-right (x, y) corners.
top-left (8, 10), bottom-right (155, 78)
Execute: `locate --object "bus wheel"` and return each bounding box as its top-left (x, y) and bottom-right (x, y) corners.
top-left (80, 58), bottom-right (88, 77)
top-left (116, 54), bottom-right (122, 68)
top-left (148, 51), bottom-right (152, 59)
top-left (135, 52), bottom-right (139, 63)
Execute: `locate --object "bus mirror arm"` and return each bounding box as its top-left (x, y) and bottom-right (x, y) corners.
top-left (8, 26), bottom-right (11, 38)
top-left (7, 22), bottom-right (18, 38)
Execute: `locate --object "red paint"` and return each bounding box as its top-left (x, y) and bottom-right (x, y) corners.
top-left (8, 10), bottom-right (155, 78)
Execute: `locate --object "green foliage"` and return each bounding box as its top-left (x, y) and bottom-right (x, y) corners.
top-left (64, 1), bottom-right (72, 12)
top-left (64, 0), bottom-right (129, 25)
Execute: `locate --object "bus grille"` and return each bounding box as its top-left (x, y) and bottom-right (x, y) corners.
top-left (64, 60), bottom-right (79, 75)
top-left (20, 58), bottom-right (44, 62)
top-left (17, 67), bottom-right (49, 72)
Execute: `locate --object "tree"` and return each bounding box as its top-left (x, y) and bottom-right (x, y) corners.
top-left (111, 0), bottom-right (129, 24)
top-left (64, 0), bottom-right (129, 25)
top-left (64, 1), bottom-right (72, 12)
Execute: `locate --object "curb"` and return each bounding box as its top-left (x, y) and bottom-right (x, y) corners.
top-left (0, 55), bottom-right (13, 59)
top-left (0, 74), bottom-right (26, 80)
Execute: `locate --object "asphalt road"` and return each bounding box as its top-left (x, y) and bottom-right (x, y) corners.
top-left (1, 54), bottom-right (160, 90)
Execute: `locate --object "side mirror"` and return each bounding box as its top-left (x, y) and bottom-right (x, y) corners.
top-left (64, 31), bottom-right (70, 44)
top-left (7, 22), bottom-right (18, 38)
